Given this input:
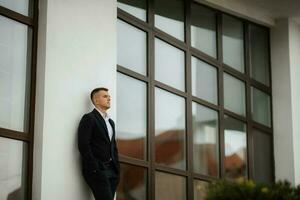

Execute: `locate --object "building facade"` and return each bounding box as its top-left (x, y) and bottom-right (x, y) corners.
top-left (0, 0), bottom-right (299, 199)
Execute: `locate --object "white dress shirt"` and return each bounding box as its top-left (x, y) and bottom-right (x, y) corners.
top-left (95, 108), bottom-right (113, 141)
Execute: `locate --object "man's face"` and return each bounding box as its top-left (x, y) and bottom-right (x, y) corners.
top-left (93, 90), bottom-right (111, 110)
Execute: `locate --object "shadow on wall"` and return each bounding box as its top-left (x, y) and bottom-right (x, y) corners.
top-left (7, 188), bottom-right (20, 200)
top-left (75, 115), bottom-right (94, 199)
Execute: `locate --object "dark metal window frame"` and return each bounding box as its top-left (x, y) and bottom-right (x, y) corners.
top-left (117, 0), bottom-right (274, 199)
top-left (0, 1), bottom-right (38, 199)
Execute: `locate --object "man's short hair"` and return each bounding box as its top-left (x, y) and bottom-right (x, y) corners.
top-left (90, 87), bottom-right (109, 102)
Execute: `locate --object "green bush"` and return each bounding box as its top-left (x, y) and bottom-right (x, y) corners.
top-left (206, 179), bottom-right (300, 200)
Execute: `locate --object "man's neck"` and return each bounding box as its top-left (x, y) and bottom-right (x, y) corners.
top-left (95, 106), bottom-right (108, 117)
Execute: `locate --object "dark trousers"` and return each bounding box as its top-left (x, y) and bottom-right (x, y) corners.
top-left (82, 165), bottom-right (119, 200)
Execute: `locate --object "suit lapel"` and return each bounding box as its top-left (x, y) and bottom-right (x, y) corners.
top-left (92, 109), bottom-right (110, 143)
top-left (109, 119), bottom-right (115, 141)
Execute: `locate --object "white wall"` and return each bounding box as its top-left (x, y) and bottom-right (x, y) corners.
top-left (33, 0), bottom-right (117, 199)
top-left (289, 19), bottom-right (300, 185)
top-left (271, 18), bottom-right (300, 185)
top-left (271, 19), bottom-right (295, 184)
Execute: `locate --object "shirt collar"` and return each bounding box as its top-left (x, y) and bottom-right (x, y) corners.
top-left (95, 107), bottom-right (110, 120)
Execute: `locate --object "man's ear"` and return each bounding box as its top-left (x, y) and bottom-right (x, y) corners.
top-left (93, 98), bottom-right (98, 105)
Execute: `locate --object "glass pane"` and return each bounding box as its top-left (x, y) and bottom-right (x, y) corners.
top-left (192, 102), bottom-right (219, 177)
top-left (192, 57), bottom-right (218, 104)
top-left (117, 19), bottom-right (147, 75)
top-left (191, 4), bottom-right (217, 58)
top-left (224, 73), bottom-right (246, 116)
top-left (251, 87), bottom-right (271, 127)
top-left (0, 16), bottom-right (32, 132)
top-left (155, 38), bottom-right (185, 91)
top-left (117, 73), bottom-right (147, 160)
top-left (0, 0), bottom-right (32, 17)
top-left (224, 115), bottom-right (247, 179)
top-left (0, 137), bottom-right (28, 199)
top-left (154, 0), bottom-right (184, 41)
top-left (155, 171), bottom-right (186, 200)
top-left (250, 25), bottom-right (270, 86)
top-left (117, 0), bottom-right (147, 21)
top-left (252, 129), bottom-right (273, 183)
top-left (155, 88), bottom-right (186, 170)
top-left (117, 164), bottom-right (147, 200)
top-left (222, 14), bottom-right (244, 73)
top-left (194, 180), bottom-right (208, 200)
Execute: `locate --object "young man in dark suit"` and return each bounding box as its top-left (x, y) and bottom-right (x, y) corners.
top-left (78, 87), bottom-right (120, 200)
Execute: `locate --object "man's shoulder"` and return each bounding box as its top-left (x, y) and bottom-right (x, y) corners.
top-left (80, 110), bottom-right (96, 121)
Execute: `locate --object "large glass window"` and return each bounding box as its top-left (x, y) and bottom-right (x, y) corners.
top-left (251, 87), bottom-right (271, 127)
top-left (117, 1), bottom-right (273, 199)
top-left (0, 16), bottom-right (32, 132)
top-left (252, 129), bottom-right (273, 183)
top-left (117, 73), bottom-right (147, 160)
top-left (154, 0), bottom-right (185, 41)
top-left (0, 1), bottom-right (37, 198)
top-left (250, 25), bottom-right (270, 86)
top-left (192, 103), bottom-right (219, 177)
top-left (0, 0), bottom-right (33, 17)
top-left (224, 73), bottom-right (246, 116)
top-left (155, 87), bottom-right (186, 170)
top-left (155, 38), bottom-right (185, 91)
top-left (224, 115), bottom-right (247, 180)
top-left (222, 14), bottom-right (244, 73)
top-left (155, 172), bottom-right (186, 200)
top-left (117, 19), bottom-right (147, 75)
top-left (117, 164), bottom-right (147, 200)
top-left (0, 137), bottom-right (28, 199)
top-left (117, 0), bottom-right (147, 22)
top-left (192, 57), bottom-right (218, 104)
top-left (191, 4), bottom-right (217, 58)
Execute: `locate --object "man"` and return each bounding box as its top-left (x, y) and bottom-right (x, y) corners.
top-left (78, 87), bottom-right (120, 200)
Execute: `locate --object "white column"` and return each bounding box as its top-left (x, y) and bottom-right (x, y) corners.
top-left (271, 18), bottom-right (300, 185)
top-left (288, 19), bottom-right (300, 185)
top-left (33, 0), bottom-right (117, 199)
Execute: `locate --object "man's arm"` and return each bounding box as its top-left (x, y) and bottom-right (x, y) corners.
top-left (78, 114), bottom-right (99, 172)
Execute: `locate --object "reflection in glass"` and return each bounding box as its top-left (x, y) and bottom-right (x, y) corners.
top-left (117, 73), bottom-right (147, 160)
top-left (155, 38), bottom-right (185, 91)
top-left (0, 16), bottom-right (32, 132)
top-left (117, 0), bottom-right (147, 21)
top-left (0, 0), bottom-right (32, 16)
top-left (224, 115), bottom-right (247, 179)
top-left (222, 14), bottom-right (244, 73)
top-left (194, 180), bottom-right (209, 200)
top-left (250, 25), bottom-right (270, 86)
top-left (117, 19), bottom-right (147, 75)
top-left (224, 73), bottom-right (246, 116)
top-left (251, 87), bottom-right (271, 127)
top-left (191, 4), bottom-right (217, 58)
top-left (0, 137), bottom-right (28, 199)
top-left (192, 57), bottom-right (218, 104)
top-left (117, 164), bottom-right (147, 200)
top-left (155, 88), bottom-right (186, 170)
top-left (192, 103), bottom-right (219, 177)
top-left (154, 0), bottom-right (184, 41)
top-left (252, 129), bottom-right (273, 183)
top-left (155, 171), bottom-right (186, 200)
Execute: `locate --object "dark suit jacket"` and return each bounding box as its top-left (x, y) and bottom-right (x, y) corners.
top-left (78, 109), bottom-right (120, 174)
